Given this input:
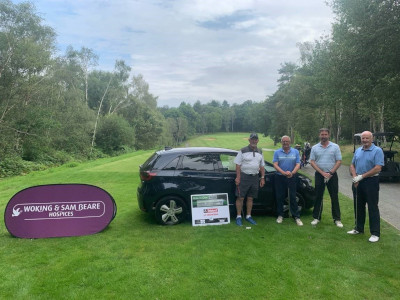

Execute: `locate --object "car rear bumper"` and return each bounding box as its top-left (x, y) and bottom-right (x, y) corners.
top-left (137, 186), bottom-right (148, 212)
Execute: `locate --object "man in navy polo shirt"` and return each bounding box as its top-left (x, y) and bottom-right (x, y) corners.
top-left (348, 131), bottom-right (384, 243)
top-left (310, 128), bottom-right (343, 228)
top-left (234, 133), bottom-right (265, 226)
top-left (273, 135), bottom-right (303, 226)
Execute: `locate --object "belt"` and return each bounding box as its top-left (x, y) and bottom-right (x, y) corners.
top-left (362, 175), bottom-right (379, 180)
top-left (357, 174), bottom-right (379, 177)
top-left (242, 172), bottom-right (258, 176)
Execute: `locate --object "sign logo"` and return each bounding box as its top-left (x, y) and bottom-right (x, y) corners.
top-left (12, 208), bottom-right (22, 217)
top-left (4, 184), bottom-right (117, 238)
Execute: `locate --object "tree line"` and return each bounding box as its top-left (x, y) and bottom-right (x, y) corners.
top-left (0, 0), bottom-right (265, 176)
top-left (1, 0), bottom-right (399, 177)
top-left (131, 0), bottom-right (400, 146)
top-left (265, 0), bottom-right (400, 144)
top-left (0, 0), bottom-right (165, 176)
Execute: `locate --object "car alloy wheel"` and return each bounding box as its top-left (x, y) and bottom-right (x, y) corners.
top-left (155, 196), bottom-right (187, 225)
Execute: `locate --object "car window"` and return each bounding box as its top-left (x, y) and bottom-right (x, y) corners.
top-left (140, 153), bottom-right (159, 170)
top-left (151, 154), bottom-right (180, 170)
top-left (178, 154), bottom-right (217, 171)
top-left (163, 156), bottom-right (180, 170)
top-left (220, 154), bottom-right (236, 172)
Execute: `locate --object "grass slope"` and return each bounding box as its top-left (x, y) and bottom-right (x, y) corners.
top-left (0, 134), bottom-right (399, 299)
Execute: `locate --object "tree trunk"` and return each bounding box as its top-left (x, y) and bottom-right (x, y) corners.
top-left (90, 76), bottom-right (112, 154)
top-left (379, 101), bottom-right (386, 145)
top-left (336, 106), bottom-right (342, 143)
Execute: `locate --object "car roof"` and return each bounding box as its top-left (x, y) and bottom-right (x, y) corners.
top-left (156, 147), bottom-right (238, 155)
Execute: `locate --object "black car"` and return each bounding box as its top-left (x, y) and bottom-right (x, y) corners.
top-left (137, 147), bottom-right (315, 225)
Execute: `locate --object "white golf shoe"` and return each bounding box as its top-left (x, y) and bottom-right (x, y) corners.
top-left (335, 220), bottom-right (344, 228)
top-left (311, 219), bottom-right (319, 226)
top-left (369, 235), bottom-right (380, 243)
top-left (295, 218), bottom-right (303, 226)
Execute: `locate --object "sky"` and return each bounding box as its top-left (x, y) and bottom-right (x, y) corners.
top-left (26, 0), bottom-right (335, 107)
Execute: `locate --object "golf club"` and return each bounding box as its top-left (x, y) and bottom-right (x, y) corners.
top-left (354, 184), bottom-right (358, 229)
top-left (288, 178), bottom-right (292, 218)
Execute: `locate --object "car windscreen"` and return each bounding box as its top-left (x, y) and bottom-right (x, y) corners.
top-left (264, 162), bottom-right (276, 173)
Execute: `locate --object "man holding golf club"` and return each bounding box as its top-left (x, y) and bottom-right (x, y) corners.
top-left (273, 135), bottom-right (303, 226)
top-left (348, 131), bottom-right (384, 243)
top-left (309, 128), bottom-right (343, 228)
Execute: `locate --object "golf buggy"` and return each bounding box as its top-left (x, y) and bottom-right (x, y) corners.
top-left (296, 142), bottom-right (311, 168)
top-left (353, 132), bottom-right (400, 182)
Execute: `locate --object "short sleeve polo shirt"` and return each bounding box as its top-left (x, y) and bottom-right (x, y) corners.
top-left (273, 147), bottom-right (300, 174)
top-left (352, 144), bottom-right (384, 175)
top-left (234, 145), bottom-right (265, 175)
top-left (310, 142), bottom-right (342, 172)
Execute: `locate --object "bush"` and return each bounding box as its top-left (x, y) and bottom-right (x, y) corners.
top-left (0, 156), bottom-right (47, 178)
top-left (95, 115), bottom-right (135, 155)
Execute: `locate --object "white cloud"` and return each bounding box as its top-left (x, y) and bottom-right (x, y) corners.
top-left (30, 0), bottom-right (334, 107)
top-left (179, 0), bottom-right (255, 21)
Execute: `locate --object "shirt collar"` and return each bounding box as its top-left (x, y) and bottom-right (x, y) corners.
top-left (248, 145), bottom-right (259, 152)
top-left (279, 147), bottom-right (292, 153)
top-left (318, 141), bottom-right (331, 148)
top-left (362, 143), bottom-right (376, 151)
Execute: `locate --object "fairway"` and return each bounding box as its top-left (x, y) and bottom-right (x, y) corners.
top-left (1, 134), bottom-right (399, 299)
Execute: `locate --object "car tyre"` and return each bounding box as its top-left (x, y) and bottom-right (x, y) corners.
top-left (155, 196), bottom-right (187, 225)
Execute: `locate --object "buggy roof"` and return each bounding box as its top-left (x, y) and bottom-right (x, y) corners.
top-left (373, 132), bottom-right (395, 137)
top-left (354, 132), bottom-right (395, 137)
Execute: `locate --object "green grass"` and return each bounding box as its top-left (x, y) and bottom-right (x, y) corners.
top-left (184, 132), bottom-right (276, 150)
top-left (1, 134), bottom-right (399, 299)
top-left (186, 132), bottom-right (276, 161)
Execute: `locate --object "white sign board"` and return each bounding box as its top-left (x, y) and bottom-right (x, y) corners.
top-left (191, 193), bottom-right (230, 226)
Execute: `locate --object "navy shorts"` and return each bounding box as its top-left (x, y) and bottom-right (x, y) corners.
top-left (236, 173), bottom-right (260, 198)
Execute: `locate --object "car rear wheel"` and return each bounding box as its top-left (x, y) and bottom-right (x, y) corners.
top-left (155, 196), bottom-right (187, 225)
top-left (283, 193), bottom-right (305, 217)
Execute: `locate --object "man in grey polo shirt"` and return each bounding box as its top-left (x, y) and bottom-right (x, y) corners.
top-left (234, 133), bottom-right (265, 226)
top-left (310, 128), bottom-right (343, 227)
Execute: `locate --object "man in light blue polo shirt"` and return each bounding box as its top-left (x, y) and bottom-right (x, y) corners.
top-left (273, 135), bottom-right (303, 226)
top-left (310, 128), bottom-right (343, 227)
top-left (348, 131), bottom-right (384, 243)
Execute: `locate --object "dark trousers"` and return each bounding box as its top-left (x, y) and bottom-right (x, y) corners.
top-left (352, 177), bottom-right (380, 237)
top-left (274, 174), bottom-right (299, 218)
top-left (312, 172), bottom-right (341, 221)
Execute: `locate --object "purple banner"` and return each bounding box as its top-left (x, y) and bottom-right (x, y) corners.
top-left (4, 184), bottom-right (117, 238)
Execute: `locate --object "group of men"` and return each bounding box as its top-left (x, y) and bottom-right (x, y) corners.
top-left (234, 130), bottom-right (384, 243)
